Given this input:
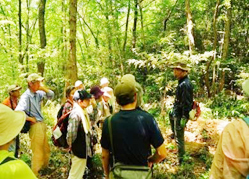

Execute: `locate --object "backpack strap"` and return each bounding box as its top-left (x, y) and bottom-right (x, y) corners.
top-left (242, 117), bottom-right (249, 126)
top-left (0, 157), bottom-right (16, 165)
top-left (107, 115), bottom-right (115, 164)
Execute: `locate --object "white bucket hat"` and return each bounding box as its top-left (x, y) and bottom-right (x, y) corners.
top-left (0, 104), bottom-right (26, 145)
top-left (242, 79), bottom-right (249, 96)
top-left (75, 80), bottom-right (83, 88)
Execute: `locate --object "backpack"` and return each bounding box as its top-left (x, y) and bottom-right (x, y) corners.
top-left (193, 101), bottom-right (201, 118)
top-left (189, 101), bottom-right (201, 121)
top-left (52, 105), bottom-right (71, 149)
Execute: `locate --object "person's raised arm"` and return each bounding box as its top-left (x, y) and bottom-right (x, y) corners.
top-left (38, 83), bottom-right (54, 99)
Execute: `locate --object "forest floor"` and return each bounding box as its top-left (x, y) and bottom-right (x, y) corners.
top-left (19, 102), bottom-right (231, 179)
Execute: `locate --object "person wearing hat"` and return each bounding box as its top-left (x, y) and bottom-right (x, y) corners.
top-left (210, 79), bottom-right (249, 178)
top-left (169, 61), bottom-right (193, 164)
top-left (101, 80), bottom-right (167, 179)
top-left (2, 84), bottom-right (22, 158)
top-left (121, 74), bottom-right (144, 108)
top-left (2, 84), bottom-right (22, 110)
top-left (0, 104), bottom-right (37, 179)
top-left (100, 77), bottom-right (110, 89)
top-left (15, 73), bottom-right (54, 176)
top-left (67, 90), bottom-right (92, 179)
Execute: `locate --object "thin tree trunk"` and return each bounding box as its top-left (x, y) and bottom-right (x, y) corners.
top-left (222, 0), bottom-right (232, 60)
top-left (132, 0), bottom-right (138, 48)
top-left (163, 0), bottom-right (178, 32)
top-left (25, 0), bottom-right (30, 72)
top-left (78, 13), bottom-right (99, 48)
top-left (185, 0), bottom-right (195, 54)
top-left (18, 0), bottom-right (23, 65)
top-left (213, 0), bottom-right (220, 53)
top-left (38, 0), bottom-right (46, 76)
top-left (78, 16), bottom-right (88, 49)
top-left (139, 1), bottom-right (145, 50)
top-left (204, 0), bottom-right (221, 97)
top-left (123, 0), bottom-right (131, 52)
top-left (62, 0), bottom-right (68, 66)
top-left (67, 0), bottom-right (78, 86)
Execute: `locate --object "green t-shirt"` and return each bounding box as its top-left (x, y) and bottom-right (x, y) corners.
top-left (0, 150), bottom-right (37, 179)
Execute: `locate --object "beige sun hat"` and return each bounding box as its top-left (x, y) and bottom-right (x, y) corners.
top-left (27, 73), bottom-right (44, 83)
top-left (8, 84), bottom-right (22, 93)
top-left (242, 79), bottom-right (249, 96)
top-left (0, 104), bottom-right (26, 145)
top-left (170, 62), bottom-right (191, 72)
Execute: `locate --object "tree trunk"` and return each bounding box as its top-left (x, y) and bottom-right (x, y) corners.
top-left (38, 0), bottom-right (46, 76)
top-left (139, 1), bottom-right (145, 50)
top-left (123, 0), bottom-right (131, 52)
top-left (163, 0), bottom-right (178, 32)
top-left (185, 0), bottom-right (195, 54)
top-left (204, 0), bottom-right (221, 97)
top-left (79, 14), bottom-right (99, 48)
top-left (132, 0), bottom-right (138, 48)
top-left (222, 0), bottom-right (232, 60)
top-left (18, 0), bottom-right (23, 65)
top-left (61, 0), bottom-right (68, 71)
top-left (25, 0), bottom-right (30, 72)
top-left (67, 0), bottom-right (78, 86)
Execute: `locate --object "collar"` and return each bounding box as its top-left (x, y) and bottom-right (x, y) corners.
top-left (178, 75), bottom-right (188, 84)
top-left (27, 88), bottom-right (36, 97)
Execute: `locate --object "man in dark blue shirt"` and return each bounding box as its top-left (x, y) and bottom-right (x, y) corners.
top-left (169, 62), bottom-right (193, 164)
top-left (101, 77), bottom-right (167, 178)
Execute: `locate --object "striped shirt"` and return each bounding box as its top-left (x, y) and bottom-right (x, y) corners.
top-left (15, 88), bottom-right (54, 122)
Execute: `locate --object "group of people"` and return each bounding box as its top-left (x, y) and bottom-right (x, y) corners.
top-left (0, 61), bottom-right (249, 179)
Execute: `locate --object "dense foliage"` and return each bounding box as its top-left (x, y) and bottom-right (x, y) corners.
top-left (1, 0), bottom-right (249, 178)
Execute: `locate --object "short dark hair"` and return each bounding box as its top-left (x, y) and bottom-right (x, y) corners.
top-left (66, 86), bottom-right (75, 98)
top-left (116, 94), bottom-right (135, 106)
top-left (73, 90), bottom-right (92, 101)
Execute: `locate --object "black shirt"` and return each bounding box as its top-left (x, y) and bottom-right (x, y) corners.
top-left (173, 76), bottom-right (193, 119)
top-left (101, 108), bottom-right (164, 166)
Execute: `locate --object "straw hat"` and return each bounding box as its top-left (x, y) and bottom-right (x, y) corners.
top-left (242, 79), bottom-right (249, 96)
top-left (170, 62), bottom-right (191, 72)
top-left (8, 84), bottom-right (22, 93)
top-left (0, 104), bottom-right (26, 145)
top-left (27, 73), bottom-right (44, 83)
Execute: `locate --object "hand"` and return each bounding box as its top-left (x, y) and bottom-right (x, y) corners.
top-left (38, 84), bottom-right (49, 93)
top-left (28, 117), bottom-right (37, 124)
top-left (147, 156), bottom-right (153, 168)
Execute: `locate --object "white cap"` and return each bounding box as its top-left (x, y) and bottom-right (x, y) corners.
top-left (75, 80), bottom-right (83, 88)
top-left (100, 77), bottom-right (109, 86)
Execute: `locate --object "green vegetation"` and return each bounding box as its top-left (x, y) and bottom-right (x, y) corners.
top-left (1, 0), bottom-right (249, 178)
